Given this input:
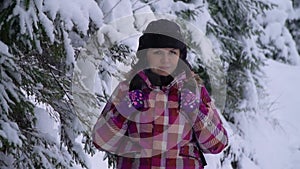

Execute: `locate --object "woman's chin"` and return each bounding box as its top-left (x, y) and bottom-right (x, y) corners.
top-left (152, 69), bottom-right (171, 76)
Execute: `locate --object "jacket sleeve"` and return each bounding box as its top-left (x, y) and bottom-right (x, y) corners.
top-left (92, 82), bottom-right (140, 155)
top-left (192, 85), bottom-right (228, 154)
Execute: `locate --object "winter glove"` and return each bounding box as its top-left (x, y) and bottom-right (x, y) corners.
top-left (180, 86), bottom-right (211, 123)
top-left (113, 94), bottom-right (136, 119)
top-left (128, 89), bottom-right (148, 111)
top-left (180, 88), bottom-right (199, 121)
top-left (114, 89), bottom-right (148, 119)
top-left (181, 88), bottom-right (200, 113)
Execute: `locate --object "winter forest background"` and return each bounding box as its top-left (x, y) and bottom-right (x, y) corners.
top-left (1, 0), bottom-right (300, 169)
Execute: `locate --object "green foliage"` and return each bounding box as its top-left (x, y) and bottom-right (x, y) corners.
top-left (176, 9), bottom-right (198, 21)
top-left (173, 0), bottom-right (202, 21)
top-left (107, 44), bottom-right (134, 65)
top-left (104, 152), bottom-right (118, 169)
top-left (193, 62), bottom-right (212, 92)
top-left (286, 0), bottom-right (300, 56)
top-left (174, 0), bottom-right (192, 3)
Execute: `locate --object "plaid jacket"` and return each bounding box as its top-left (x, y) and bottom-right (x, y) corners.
top-left (92, 70), bottom-right (228, 169)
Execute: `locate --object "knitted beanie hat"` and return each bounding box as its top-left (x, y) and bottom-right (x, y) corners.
top-left (137, 19), bottom-right (187, 60)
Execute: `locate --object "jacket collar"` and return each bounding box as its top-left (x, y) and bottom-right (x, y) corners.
top-left (137, 70), bottom-right (187, 91)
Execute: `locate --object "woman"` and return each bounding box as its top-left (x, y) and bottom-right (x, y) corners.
top-left (92, 19), bottom-right (228, 169)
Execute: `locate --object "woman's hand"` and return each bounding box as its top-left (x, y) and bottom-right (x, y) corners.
top-left (128, 90), bottom-right (147, 111)
top-left (113, 89), bottom-right (148, 119)
top-left (181, 88), bottom-right (199, 112)
top-left (180, 86), bottom-right (212, 124)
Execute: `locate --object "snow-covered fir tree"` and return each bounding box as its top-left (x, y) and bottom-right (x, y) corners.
top-left (0, 0), bottom-right (103, 168)
top-left (287, 0), bottom-right (300, 56)
top-left (0, 0), bottom-right (299, 169)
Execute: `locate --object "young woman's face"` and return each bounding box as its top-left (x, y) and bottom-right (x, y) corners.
top-left (146, 48), bottom-right (180, 76)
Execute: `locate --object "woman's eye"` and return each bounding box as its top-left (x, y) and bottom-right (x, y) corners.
top-left (153, 50), bottom-right (163, 55)
top-left (170, 50), bottom-right (178, 55)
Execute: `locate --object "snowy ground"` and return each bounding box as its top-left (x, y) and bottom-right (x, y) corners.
top-left (261, 59), bottom-right (300, 169)
top-left (84, 59), bottom-right (300, 169)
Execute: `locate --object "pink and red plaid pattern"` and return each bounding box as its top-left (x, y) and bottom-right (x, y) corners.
top-left (92, 71), bottom-right (228, 168)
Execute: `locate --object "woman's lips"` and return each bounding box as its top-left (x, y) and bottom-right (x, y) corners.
top-left (158, 66), bottom-right (171, 70)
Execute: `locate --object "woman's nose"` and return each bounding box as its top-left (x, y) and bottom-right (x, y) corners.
top-left (160, 53), bottom-right (170, 63)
